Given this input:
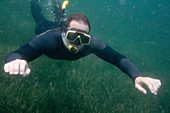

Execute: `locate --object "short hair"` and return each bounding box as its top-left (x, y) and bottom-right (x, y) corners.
top-left (65, 13), bottom-right (91, 34)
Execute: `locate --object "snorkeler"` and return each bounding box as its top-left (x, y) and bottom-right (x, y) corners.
top-left (4, 0), bottom-right (161, 95)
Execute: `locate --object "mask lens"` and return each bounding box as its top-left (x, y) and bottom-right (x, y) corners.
top-left (80, 35), bottom-right (90, 44)
top-left (67, 32), bottom-right (78, 41)
top-left (66, 30), bottom-right (91, 45)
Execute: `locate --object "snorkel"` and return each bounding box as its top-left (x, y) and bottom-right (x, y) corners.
top-left (61, 0), bottom-right (79, 54)
top-left (61, 0), bottom-right (75, 53)
top-left (61, 0), bottom-right (69, 32)
top-left (61, 1), bottom-right (91, 54)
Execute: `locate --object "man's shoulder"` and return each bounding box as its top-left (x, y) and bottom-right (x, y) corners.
top-left (36, 29), bottom-right (61, 38)
top-left (29, 29), bottom-right (62, 50)
top-left (88, 36), bottom-right (106, 51)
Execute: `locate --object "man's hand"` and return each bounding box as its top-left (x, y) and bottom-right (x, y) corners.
top-left (4, 59), bottom-right (31, 76)
top-left (135, 77), bottom-right (161, 95)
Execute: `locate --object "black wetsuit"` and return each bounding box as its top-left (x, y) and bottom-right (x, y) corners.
top-left (5, 0), bottom-right (142, 81)
top-left (5, 29), bottom-right (142, 80)
top-left (31, 0), bottom-right (62, 35)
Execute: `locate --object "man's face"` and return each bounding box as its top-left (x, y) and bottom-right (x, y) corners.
top-left (69, 20), bottom-right (89, 33)
top-left (64, 20), bottom-right (90, 54)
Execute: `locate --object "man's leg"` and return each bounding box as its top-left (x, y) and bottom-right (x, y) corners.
top-left (53, 0), bottom-right (62, 28)
top-left (31, 0), bottom-right (45, 24)
top-left (31, 0), bottom-right (55, 35)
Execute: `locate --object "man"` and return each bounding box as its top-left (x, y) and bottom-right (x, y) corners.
top-left (4, 0), bottom-right (161, 95)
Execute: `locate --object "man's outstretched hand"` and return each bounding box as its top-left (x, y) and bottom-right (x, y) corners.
top-left (4, 59), bottom-right (31, 77)
top-left (135, 77), bottom-right (161, 95)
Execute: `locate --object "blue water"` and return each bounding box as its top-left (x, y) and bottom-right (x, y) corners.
top-left (0, 0), bottom-right (169, 112)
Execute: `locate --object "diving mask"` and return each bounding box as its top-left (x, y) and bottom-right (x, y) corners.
top-left (65, 29), bottom-right (91, 45)
top-left (62, 29), bottom-right (91, 54)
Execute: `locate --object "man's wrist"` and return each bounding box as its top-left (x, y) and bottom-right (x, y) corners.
top-left (134, 76), bottom-right (143, 83)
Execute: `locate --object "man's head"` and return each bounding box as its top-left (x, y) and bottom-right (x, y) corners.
top-left (65, 13), bottom-right (90, 34)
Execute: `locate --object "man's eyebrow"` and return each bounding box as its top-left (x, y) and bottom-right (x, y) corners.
top-left (67, 28), bottom-right (88, 34)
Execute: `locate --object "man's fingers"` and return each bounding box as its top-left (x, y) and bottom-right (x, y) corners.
top-left (4, 63), bottom-right (9, 72)
top-left (4, 59), bottom-right (30, 76)
top-left (13, 62), bottom-right (20, 75)
top-left (155, 80), bottom-right (161, 88)
top-left (23, 68), bottom-right (31, 77)
top-left (19, 60), bottom-right (27, 75)
top-left (135, 84), bottom-right (147, 94)
top-left (26, 68), bottom-right (31, 75)
top-left (142, 78), bottom-right (161, 95)
top-left (9, 63), bottom-right (14, 74)
top-left (151, 79), bottom-right (161, 95)
top-left (151, 84), bottom-right (158, 95)
top-left (4, 61), bottom-right (20, 74)
top-left (144, 81), bottom-right (155, 94)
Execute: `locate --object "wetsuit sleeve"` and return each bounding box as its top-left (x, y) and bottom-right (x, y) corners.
top-left (95, 45), bottom-right (142, 80)
top-left (119, 58), bottom-right (142, 80)
top-left (5, 43), bottom-right (42, 63)
top-left (5, 30), bottom-right (59, 63)
top-left (90, 37), bottom-right (142, 81)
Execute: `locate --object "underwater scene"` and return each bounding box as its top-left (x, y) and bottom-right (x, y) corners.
top-left (0, 0), bottom-right (169, 112)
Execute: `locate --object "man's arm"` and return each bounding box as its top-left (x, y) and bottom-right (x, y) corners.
top-left (5, 43), bottom-right (42, 63)
top-left (93, 44), bottom-right (161, 95)
top-left (4, 30), bottom-right (60, 76)
top-left (95, 45), bottom-right (142, 80)
top-left (4, 43), bottom-right (42, 76)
